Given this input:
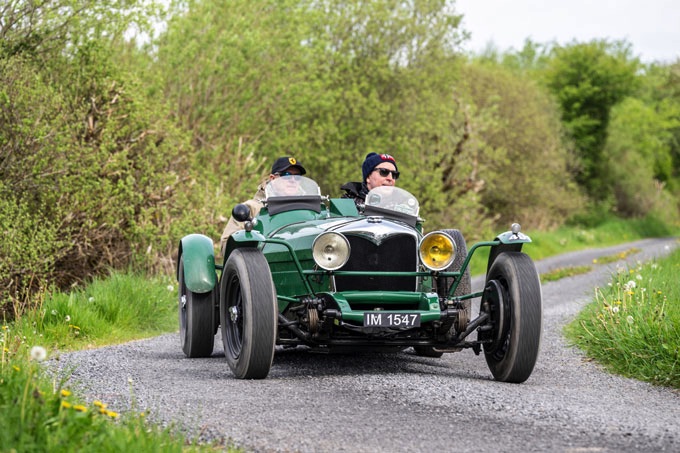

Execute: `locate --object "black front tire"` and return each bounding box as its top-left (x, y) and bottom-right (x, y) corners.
top-left (178, 256), bottom-right (216, 358)
top-left (482, 252), bottom-right (542, 383)
top-left (220, 248), bottom-right (277, 379)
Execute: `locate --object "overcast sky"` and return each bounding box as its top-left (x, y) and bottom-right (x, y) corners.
top-left (455, 0), bottom-right (680, 63)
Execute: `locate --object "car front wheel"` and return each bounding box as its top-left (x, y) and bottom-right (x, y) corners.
top-left (220, 248), bottom-right (277, 379)
top-left (481, 251), bottom-right (542, 383)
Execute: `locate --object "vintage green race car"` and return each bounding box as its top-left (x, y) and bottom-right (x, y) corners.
top-left (177, 176), bottom-right (542, 382)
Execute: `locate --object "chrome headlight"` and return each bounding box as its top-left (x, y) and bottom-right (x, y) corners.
top-left (312, 232), bottom-right (351, 271)
top-left (419, 231), bottom-right (456, 271)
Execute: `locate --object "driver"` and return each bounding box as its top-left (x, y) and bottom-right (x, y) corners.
top-left (340, 152), bottom-right (399, 208)
top-left (219, 156), bottom-right (307, 255)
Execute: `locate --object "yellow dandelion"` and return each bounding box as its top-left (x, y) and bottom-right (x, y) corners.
top-left (74, 405), bottom-right (87, 412)
top-left (69, 325), bottom-right (80, 330)
top-left (1, 325), bottom-right (8, 330)
top-left (592, 259), bottom-right (598, 264)
top-left (106, 410), bottom-right (119, 419)
top-left (60, 389), bottom-right (72, 398)
top-left (12, 365), bottom-right (20, 372)
top-left (3, 347), bottom-right (9, 353)
top-left (61, 401), bottom-right (72, 409)
top-left (93, 400), bottom-right (107, 409)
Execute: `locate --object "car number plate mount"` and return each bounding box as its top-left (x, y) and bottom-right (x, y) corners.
top-left (363, 312), bottom-right (421, 327)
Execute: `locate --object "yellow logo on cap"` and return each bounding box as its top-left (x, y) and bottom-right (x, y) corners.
top-left (289, 157), bottom-right (297, 165)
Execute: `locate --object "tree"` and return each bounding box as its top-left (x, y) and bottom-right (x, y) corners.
top-left (458, 61), bottom-right (584, 230)
top-left (543, 40), bottom-right (640, 198)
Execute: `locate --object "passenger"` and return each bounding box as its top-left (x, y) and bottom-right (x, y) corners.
top-left (220, 156), bottom-right (307, 255)
top-left (340, 152), bottom-right (399, 208)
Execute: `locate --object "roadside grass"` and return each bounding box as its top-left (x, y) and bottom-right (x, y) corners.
top-left (468, 215), bottom-right (675, 276)
top-left (1, 273), bottom-right (235, 452)
top-left (564, 247), bottom-right (680, 389)
top-left (11, 272), bottom-right (178, 351)
top-left (540, 265), bottom-right (593, 283)
top-left (539, 248), bottom-right (642, 283)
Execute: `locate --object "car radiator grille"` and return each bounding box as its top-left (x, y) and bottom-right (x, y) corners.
top-left (334, 234), bottom-right (417, 292)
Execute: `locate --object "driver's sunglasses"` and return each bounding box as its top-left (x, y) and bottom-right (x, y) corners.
top-left (373, 168), bottom-right (400, 179)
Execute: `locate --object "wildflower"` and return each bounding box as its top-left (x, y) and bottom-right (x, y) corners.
top-left (69, 325), bottom-right (80, 330)
top-left (12, 365), bottom-right (20, 372)
top-left (167, 285), bottom-right (174, 292)
top-left (592, 259), bottom-right (598, 264)
top-left (106, 410), bottom-right (119, 419)
top-left (626, 315), bottom-right (634, 325)
top-left (51, 310), bottom-right (57, 316)
top-left (61, 401), bottom-right (72, 409)
top-left (88, 297), bottom-right (95, 302)
top-left (60, 389), bottom-right (72, 398)
top-left (1, 325), bottom-right (8, 331)
top-left (64, 315), bottom-right (71, 322)
top-left (636, 274), bottom-right (643, 281)
top-left (30, 346), bottom-right (47, 362)
top-left (623, 280), bottom-right (636, 291)
top-left (611, 306), bottom-right (619, 314)
top-left (93, 400), bottom-right (107, 409)
top-left (74, 405), bottom-right (87, 412)
top-left (651, 263), bottom-right (658, 270)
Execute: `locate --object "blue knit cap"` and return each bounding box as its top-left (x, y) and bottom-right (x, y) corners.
top-left (362, 153), bottom-right (398, 182)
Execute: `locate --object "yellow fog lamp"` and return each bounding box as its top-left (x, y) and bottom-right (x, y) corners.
top-left (419, 231), bottom-right (456, 271)
top-left (312, 232), bottom-right (351, 271)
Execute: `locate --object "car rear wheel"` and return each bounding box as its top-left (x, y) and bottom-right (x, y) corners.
top-left (220, 248), bottom-right (277, 379)
top-left (178, 256), bottom-right (216, 358)
top-left (414, 229), bottom-right (472, 358)
top-left (481, 251), bottom-right (542, 383)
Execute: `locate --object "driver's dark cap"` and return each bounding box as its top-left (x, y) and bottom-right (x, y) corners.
top-left (271, 156), bottom-right (306, 175)
top-left (362, 152), bottom-right (397, 182)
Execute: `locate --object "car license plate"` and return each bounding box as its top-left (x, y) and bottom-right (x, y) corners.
top-left (363, 312), bottom-right (421, 327)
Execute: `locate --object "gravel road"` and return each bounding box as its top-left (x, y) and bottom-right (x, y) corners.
top-left (54, 238), bottom-right (680, 452)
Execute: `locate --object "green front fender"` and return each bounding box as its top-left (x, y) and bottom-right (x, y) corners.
top-left (177, 234), bottom-right (217, 294)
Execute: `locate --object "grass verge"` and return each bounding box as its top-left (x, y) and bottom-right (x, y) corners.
top-left (564, 247), bottom-right (680, 388)
top-left (1, 272), bottom-right (233, 452)
top-left (468, 215), bottom-right (674, 276)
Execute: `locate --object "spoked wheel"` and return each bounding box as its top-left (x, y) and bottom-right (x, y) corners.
top-left (414, 229), bottom-right (472, 358)
top-left (178, 256), bottom-right (216, 358)
top-left (220, 248), bottom-right (277, 379)
top-left (480, 251), bottom-right (542, 383)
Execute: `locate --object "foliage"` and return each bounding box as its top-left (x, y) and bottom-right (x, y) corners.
top-left (565, 249), bottom-right (680, 388)
top-left (458, 61), bottom-right (584, 230)
top-left (0, 2), bottom-right (191, 316)
top-left (542, 40), bottom-right (641, 198)
top-left (603, 97), bottom-right (680, 220)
